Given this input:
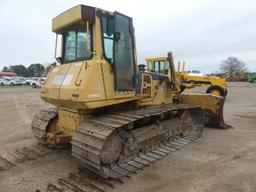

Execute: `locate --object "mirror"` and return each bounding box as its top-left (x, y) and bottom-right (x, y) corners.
top-left (55, 34), bottom-right (64, 64)
top-left (56, 57), bottom-right (64, 64)
top-left (114, 32), bottom-right (121, 41)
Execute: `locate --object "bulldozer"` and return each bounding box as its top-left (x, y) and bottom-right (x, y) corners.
top-left (32, 5), bottom-right (226, 179)
top-left (146, 57), bottom-right (228, 97)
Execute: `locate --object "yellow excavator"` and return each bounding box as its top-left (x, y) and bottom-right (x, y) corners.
top-left (32, 5), bottom-right (226, 179)
top-left (146, 57), bottom-right (228, 97)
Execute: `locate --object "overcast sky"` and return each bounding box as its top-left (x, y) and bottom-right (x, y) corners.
top-left (0, 0), bottom-right (255, 73)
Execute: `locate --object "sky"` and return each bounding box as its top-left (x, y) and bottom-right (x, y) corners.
top-left (0, 0), bottom-right (256, 73)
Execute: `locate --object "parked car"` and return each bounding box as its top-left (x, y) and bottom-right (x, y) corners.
top-left (13, 77), bottom-right (24, 85)
top-left (0, 78), bottom-right (4, 86)
top-left (0, 78), bottom-right (11, 86)
top-left (8, 78), bottom-right (22, 86)
top-left (1, 77), bottom-right (23, 86)
top-left (31, 79), bottom-right (41, 88)
top-left (23, 78), bottom-right (34, 85)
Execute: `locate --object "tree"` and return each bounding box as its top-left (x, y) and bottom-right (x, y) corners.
top-left (2, 66), bottom-right (10, 72)
top-left (28, 63), bottom-right (45, 77)
top-left (220, 57), bottom-right (246, 73)
top-left (10, 65), bottom-right (29, 77)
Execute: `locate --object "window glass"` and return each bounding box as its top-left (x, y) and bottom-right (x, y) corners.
top-left (166, 61), bottom-right (170, 69)
top-left (154, 61), bottom-right (159, 73)
top-left (104, 38), bottom-right (113, 62)
top-left (159, 60), bottom-right (165, 73)
top-left (101, 15), bottom-right (114, 63)
top-left (64, 31), bottom-right (76, 61)
top-left (63, 27), bottom-right (92, 62)
top-left (148, 61), bottom-right (153, 71)
top-left (77, 28), bottom-right (91, 59)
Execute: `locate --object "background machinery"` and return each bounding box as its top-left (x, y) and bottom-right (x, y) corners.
top-left (224, 71), bottom-right (247, 82)
top-left (248, 73), bottom-right (256, 83)
top-left (32, 5), bottom-right (226, 179)
top-left (146, 57), bottom-right (227, 97)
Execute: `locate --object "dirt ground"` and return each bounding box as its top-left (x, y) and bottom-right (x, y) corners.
top-left (0, 82), bottom-right (256, 192)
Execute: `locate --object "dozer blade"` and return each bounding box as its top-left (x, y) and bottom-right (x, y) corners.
top-left (180, 93), bottom-right (227, 128)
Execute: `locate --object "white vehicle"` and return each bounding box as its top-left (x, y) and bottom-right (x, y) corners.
top-left (0, 78), bottom-right (4, 86)
top-left (19, 77), bottom-right (28, 85)
top-left (31, 79), bottom-right (41, 88)
top-left (11, 77), bottom-right (24, 85)
top-left (1, 77), bottom-right (22, 86)
top-left (9, 78), bottom-right (22, 86)
top-left (24, 78), bottom-right (34, 85)
top-left (0, 78), bottom-right (11, 86)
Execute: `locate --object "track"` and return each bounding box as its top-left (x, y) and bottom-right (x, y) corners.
top-left (71, 103), bottom-right (205, 179)
top-left (0, 108), bottom-right (60, 173)
top-left (0, 143), bottom-right (60, 172)
top-left (36, 132), bottom-right (202, 192)
top-left (31, 108), bottom-right (58, 143)
top-left (32, 104), bottom-right (204, 192)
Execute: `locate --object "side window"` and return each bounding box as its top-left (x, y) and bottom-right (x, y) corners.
top-left (101, 15), bottom-right (114, 64)
top-left (159, 60), bottom-right (165, 73)
top-left (147, 61), bottom-right (153, 71)
top-left (166, 61), bottom-right (170, 69)
top-left (154, 61), bottom-right (159, 73)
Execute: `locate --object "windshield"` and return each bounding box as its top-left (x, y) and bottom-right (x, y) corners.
top-left (56, 26), bottom-right (92, 63)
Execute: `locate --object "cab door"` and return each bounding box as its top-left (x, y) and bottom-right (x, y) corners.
top-left (113, 12), bottom-right (136, 91)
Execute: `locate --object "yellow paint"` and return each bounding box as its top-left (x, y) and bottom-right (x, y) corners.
top-left (40, 5), bottom-right (226, 141)
top-left (146, 57), bottom-right (227, 96)
top-left (210, 89), bottom-right (221, 96)
top-left (180, 93), bottom-right (224, 114)
top-left (56, 109), bottom-right (82, 135)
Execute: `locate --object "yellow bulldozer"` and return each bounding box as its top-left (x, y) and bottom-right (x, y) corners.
top-left (32, 5), bottom-right (226, 179)
top-left (146, 57), bottom-right (228, 97)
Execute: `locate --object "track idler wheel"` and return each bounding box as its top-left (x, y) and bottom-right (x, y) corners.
top-left (100, 131), bottom-right (123, 165)
top-left (179, 110), bottom-right (193, 136)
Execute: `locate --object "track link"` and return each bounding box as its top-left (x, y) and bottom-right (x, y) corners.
top-left (71, 103), bottom-right (204, 179)
top-left (36, 129), bottom-right (202, 192)
top-left (0, 109), bottom-right (61, 173)
top-left (0, 143), bottom-right (59, 172)
top-left (31, 108), bottom-right (58, 143)
top-left (1, 107), bottom-right (60, 172)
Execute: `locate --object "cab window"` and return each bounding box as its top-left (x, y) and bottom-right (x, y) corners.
top-left (159, 60), bottom-right (165, 73)
top-left (101, 15), bottom-right (114, 64)
top-left (147, 61), bottom-right (153, 71)
top-left (154, 61), bottom-right (159, 73)
top-left (63, 26), bottom-right (92, 62)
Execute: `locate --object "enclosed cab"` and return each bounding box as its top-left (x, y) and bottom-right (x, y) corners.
top-left (42, 5), bottom-right (138, 110)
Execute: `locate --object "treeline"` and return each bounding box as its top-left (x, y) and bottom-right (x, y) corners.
top-left (2, 64), bottom-right (45, 77)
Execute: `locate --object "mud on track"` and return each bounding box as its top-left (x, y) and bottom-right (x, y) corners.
top-left (1, 83), bottom-right (256, 192)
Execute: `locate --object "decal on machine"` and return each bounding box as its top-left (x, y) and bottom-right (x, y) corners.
top-left (52, 75), bottom-right (65, 85)
top-left (52, 74), bottom-right (74, 86)
top-left (62, 74), bottom-right (74, 86)
top-left (74, 63), bottom-right (82, 67)
top-left (52, 68), bottom-right (59, 73)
